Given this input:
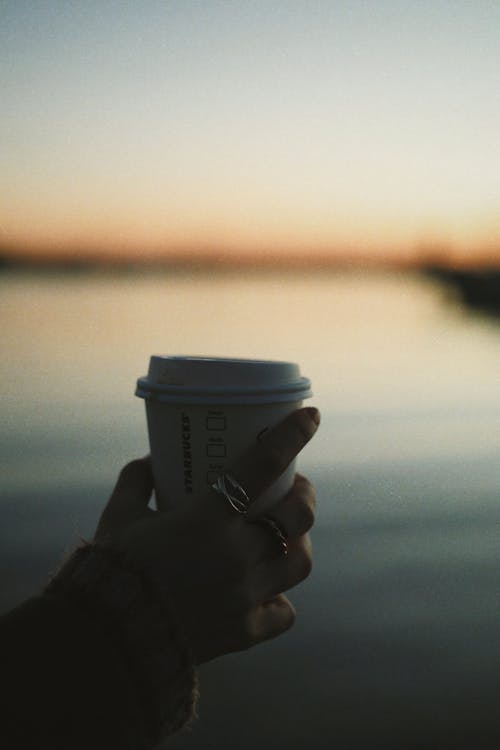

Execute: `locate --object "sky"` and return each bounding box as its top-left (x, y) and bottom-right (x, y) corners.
top-left (1, 1), bottom-right (500, 265)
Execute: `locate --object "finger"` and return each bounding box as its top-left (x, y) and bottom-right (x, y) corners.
top-left (247, 473), bottom-right (317, 534)
top-left (253, 534), bottom-right (313, 601)
top-left (254, 594), bottom-right (297, 642)
top-left (95, 457), bottom-right (154, 539)
top-left (207, 474), bottom-right (317, 568)
top-left (196, 594), bottom-right (296, 661)
top-left (230, 407), bottom-right (320, 505)
top-left (243, 594), bottom-right (296, 648)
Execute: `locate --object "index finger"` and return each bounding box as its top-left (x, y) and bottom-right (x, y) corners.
top-left (229, 407), bottom-right (320, 505)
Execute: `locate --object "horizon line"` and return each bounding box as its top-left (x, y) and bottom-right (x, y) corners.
top-left (1, 242), bottom-right (499, 272)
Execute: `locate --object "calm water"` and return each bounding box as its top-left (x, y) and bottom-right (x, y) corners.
top-left (1, 268), bottom-right (499, 748)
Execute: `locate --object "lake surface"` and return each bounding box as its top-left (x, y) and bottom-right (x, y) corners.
top-left (1, 268), bottom-right (499, 748)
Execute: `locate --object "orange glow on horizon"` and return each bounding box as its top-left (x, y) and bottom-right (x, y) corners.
top-left (2, 3), bottom-right (500, 270)
top-left (2, 228), bottom-right (500, 270)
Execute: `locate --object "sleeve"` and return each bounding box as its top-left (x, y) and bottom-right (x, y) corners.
top-left (0, 544), bottom-right (198, 750)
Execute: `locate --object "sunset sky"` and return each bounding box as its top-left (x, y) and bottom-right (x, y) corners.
top-left (2, 1), bottom-right (500, 265)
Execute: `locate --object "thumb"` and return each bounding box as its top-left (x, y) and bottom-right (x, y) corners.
top-left (95, 457), bottom-right (154, 539)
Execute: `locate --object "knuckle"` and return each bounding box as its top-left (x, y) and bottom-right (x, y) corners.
top-left (297, 502), bottom-right (315, 534)
top-left (237, 598), bottom-right (297, 650)
top-left (273, 597), bottom-right (296, 634)
top-left (297, 545), bottom-right (313, 581)
top-left (284, 602), bottom-right (297, 631)
top-left (307, 481), bottom-right (317, 510)
top-left (116, 458), bottom-right (151, 490)
top-left (240, 614), bottom-right (260, 650)
top-left (118, 459), bottom-right (141, 481)
top-left (296, 474), bottom-right (316, 502)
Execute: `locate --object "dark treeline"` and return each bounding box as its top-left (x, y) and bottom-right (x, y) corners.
top-left (424, 265), bottom-right (500, 318)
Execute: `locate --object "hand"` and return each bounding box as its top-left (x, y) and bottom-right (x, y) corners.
top-left (94, 407), bottom-right (320, 664)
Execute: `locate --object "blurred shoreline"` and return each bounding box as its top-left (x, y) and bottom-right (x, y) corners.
top-left (0, 249), bottom-right (413, 276)
top-left (2, 249), bottom-right (500, 320)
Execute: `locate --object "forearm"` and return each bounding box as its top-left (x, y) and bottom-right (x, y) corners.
top-left (0, 545), bottom-right (197, 750)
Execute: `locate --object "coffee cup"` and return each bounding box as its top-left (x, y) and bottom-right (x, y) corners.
top-left (135, 355), bottom-right (313, 511)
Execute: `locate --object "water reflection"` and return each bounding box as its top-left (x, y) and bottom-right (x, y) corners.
top-left (1, 268), bottom-right (499, 747)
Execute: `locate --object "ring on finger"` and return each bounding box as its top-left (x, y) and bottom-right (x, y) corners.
top-left (211, 473), bottom-right (252, 514)
top-left (256, 515), bottom-right (288, 556)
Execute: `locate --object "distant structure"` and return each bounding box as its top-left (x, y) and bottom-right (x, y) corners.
top-left (425, 266), bottom-right (500, 317)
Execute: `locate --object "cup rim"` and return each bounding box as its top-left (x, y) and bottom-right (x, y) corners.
top-left (135, 375), bottom-right (312, 404)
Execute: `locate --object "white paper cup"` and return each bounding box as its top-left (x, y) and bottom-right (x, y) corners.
top-left (135, 356), bottom-right (313, 511)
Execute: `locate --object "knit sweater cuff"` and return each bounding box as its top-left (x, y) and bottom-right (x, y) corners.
top-left (45, 543), bottom-right (198, 744)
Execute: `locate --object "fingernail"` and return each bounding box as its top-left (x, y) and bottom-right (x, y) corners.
top-left (306, 407), bottom-right (321, 426)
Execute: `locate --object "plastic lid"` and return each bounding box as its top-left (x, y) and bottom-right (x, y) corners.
top-left (135, 355), bottom-right (312, 405)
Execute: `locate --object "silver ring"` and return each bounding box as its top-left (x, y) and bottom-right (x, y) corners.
top-left (257, 515), bottom-right (288, 556)
top-left (211, 473), bottom-right (251, 514)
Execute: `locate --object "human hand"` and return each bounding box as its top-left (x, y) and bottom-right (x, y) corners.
top-left (95, 407), bottom-right (320, 664)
